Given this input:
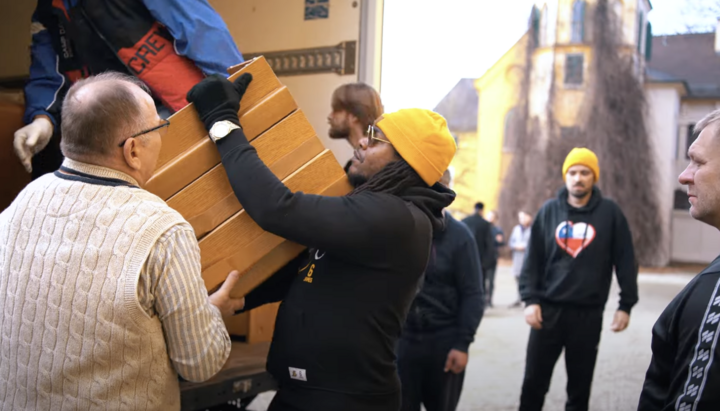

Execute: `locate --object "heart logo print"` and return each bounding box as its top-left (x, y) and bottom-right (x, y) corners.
top-left (555, 221), bottom-right (596, 258)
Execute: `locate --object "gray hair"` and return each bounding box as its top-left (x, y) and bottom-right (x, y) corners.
top-left (694, 108), bottom-right (720, 140)
top-left (60, 72), bottom-right (151, 158)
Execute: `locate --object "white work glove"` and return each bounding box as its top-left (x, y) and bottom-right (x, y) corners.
top-left (14, 116), bottom-right (54, 173)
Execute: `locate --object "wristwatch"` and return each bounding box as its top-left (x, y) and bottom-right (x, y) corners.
top-left (209, 120), bottom-right (241, 143)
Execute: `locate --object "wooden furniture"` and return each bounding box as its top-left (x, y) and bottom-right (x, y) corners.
top-left (146, 57), bottom-right (352, 342)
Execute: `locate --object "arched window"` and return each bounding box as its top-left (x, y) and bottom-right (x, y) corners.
top-left (571, 0), bottom-right (585, 43)
top-left (529, 6), bottom-right (540, 45)
top-left (539, 4), bottom-right (549, 47)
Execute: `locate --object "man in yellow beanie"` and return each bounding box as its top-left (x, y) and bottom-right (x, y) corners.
top-left (186, 75), bottom-right (457, 411)
top-left (518, 147), bottom-right (638, 411)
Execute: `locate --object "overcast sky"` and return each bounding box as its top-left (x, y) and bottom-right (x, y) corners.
top-left (380, 0), bottom-right (718, 112)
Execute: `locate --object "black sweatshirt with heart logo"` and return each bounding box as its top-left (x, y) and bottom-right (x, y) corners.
top-left (518, 186), bottom-right (639, 313)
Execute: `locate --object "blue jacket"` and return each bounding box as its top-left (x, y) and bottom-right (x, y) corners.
top-left (25, 0), bottom-right (243, 126)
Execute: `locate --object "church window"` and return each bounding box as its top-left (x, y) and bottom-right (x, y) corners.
top-left (564, 53), bottom-right (584, 85)
top-left (571, 1), bottom-right (585, 43)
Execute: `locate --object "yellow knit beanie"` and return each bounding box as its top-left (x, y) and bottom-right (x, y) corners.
top-left (562, 147), bottom-right (600, 182)
top-left (376, 109), bottom-right (457, 186)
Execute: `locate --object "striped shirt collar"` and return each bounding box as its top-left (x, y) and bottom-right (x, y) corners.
top-left (61, 158), bottom-right (140, 187)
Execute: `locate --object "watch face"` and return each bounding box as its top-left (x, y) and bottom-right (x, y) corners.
top-left (216, 122), bottom-right (230, 135)
top-left (212, 122), bottom-right (230, 140)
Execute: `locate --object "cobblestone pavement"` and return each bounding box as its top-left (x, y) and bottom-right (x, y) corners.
top-left (245, 266), bottom-right (695, 411)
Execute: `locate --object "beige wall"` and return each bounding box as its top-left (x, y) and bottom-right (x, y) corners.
top-left (210, 0), bottom-right (362, 165)
top-left (645, 83), bottom-right (684, 265)
top-left (1, 1), bottom-right (365, 167)
top-left (0, 2), bottom-right (34, 80)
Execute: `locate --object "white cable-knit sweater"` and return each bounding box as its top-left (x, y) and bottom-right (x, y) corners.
top-left (0, 160), bottom-right (190, 410)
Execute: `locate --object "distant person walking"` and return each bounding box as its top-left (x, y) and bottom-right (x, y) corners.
top-left (485, 210), bottom-right (504, 307)
top-left (509, 211), bottom-right (532, 308)
top-left (462, 202), bottom-right (495, 307)
top-left (518, 148), bottom-right (639, 411)
top-left (638, 109), bottom-right (720, 410)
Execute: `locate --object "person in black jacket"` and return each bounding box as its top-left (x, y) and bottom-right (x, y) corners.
top-left (638, 110), bottom-right (720, 411)
top-left (186, 74), bottom-right (457, 411)
top-left (462, 202), bottom-right (495, 306)
top-left (486, 209), bottom-right (505, 307)
top-left (518, 148), bottom-right (639, 411)
top-left (398, 170), bottom-right (484, 411)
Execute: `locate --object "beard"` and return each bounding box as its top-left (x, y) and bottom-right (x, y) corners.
top-left (347, 172), bottom-right (368, 188)
top-left (329, 123), bottom-right (350, 139)
top-left (569, 186), bottom-right (590, 198)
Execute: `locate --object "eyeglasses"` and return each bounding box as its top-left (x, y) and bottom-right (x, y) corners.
top-left (366, 124), bottom-right (392, 147)
top-left (118, 119), bottom-right (171, 147)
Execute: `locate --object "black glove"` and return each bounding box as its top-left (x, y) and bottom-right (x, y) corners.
top-left (186, 73), bottom-right (253, 131)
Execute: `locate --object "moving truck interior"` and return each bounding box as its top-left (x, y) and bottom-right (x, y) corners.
top-left (0, 1), bottom-right (384, 409)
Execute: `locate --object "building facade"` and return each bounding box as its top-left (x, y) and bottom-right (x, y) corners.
top-left (443, 0), bottom-right (720, 264)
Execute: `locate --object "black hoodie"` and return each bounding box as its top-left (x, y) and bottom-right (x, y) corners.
top-left (215, 129), bottom-right (455, 402)
top-left (519, 186), bottom-right (638, 313)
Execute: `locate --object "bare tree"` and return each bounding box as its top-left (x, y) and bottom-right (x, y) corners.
top-left (681, 0), bottom-right (720, 33)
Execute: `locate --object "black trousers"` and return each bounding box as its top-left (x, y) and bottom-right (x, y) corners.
top-left (268, 384), bottom-right (400, 411)
top-left (397, 331), bottom-right (465, 411)
top-left (484, 265), bottom-right (497, 306)
top-left (519, 304), bottom-right (603, 411)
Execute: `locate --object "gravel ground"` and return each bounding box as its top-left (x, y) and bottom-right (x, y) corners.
top-left (244, 266), bottom-right (696, 411)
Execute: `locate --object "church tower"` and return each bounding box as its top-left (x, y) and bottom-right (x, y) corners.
top-left (526, 0), bottom-right (652, 144)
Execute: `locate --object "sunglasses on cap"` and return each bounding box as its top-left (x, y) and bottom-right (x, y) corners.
top-left (118, 119), bottom-right (171, 147)
top-left (365, 124), bottom-right (392, 147)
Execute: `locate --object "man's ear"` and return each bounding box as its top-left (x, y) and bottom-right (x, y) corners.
top-left (122, 138), bottom-right (142, 171)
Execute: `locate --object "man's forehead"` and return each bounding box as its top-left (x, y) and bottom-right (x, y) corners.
top-left (689, 125), bottom-right (719, 159)
top-left (567, 164), bottom-right (592, 173)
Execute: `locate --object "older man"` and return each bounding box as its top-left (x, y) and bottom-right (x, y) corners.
top-left (638, 109), bottom-right (720, 410)
top-left (0, 72), bottom-right (243, 411)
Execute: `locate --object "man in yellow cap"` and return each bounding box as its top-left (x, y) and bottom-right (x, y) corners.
top-left (518, 147), bottom-right (638, 411)
top-left (186, 75), bottom-right (457, 411)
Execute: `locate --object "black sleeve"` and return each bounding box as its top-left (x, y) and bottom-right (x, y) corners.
top-left (612, 205), bottom-right (639, 313)
top-left (519, 207), bottom-right (546, 305)
top-left (239, 253), bottom-right (306, 313)
top-left (638, 304), bottom-right (676, 410)
top-left (452, 229), bottom-right (484, 353)
top-left (215, 129), bottom-right (414, 258)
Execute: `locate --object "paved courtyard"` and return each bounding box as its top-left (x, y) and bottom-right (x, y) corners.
top-left (246, 265), bottom-right (695, 411)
